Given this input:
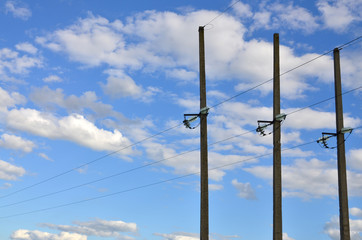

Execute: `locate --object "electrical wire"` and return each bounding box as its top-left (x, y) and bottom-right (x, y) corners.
top-left (203, 0), bottom-right (241, 27)
top-left (338, 36), bottom-right (362, 50)
top-left (1, 86), bottom-right (360, 208)
top-left (0, 139), bottom-right (317, 219)
top-left (0, 128), bottom-right (256, 208)
top-left (209, 36), bottom-right (362, 110)
top-left (285, 86), bottom-right (362, 116)
top-left (0, 122), bottom-right (184, 200)
top-left (1, 33), bottom-right (360, 211)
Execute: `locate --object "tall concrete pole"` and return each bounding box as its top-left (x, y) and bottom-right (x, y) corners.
top-left (333, 48), bottom-right (351, 240)
top-left (273, 33), bottom-right (282, 240)
top-left (199, 26), bottom-right (209, 240)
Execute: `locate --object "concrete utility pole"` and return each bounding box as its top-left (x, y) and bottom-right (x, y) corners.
top-left (273, 33), bottom-right (282, 240)
top-left (199, 26), bottom-right (209, 240)
top-left (333, 48), bottom-right (351, 240)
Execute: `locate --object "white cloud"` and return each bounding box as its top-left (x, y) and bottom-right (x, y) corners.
top-left (10, 229), bottom-right (86, 240)
top-left (244, 158), bottom-right (337, 199)
top-left (231, 179), bottom-right (257, 200)
top-left (0, 182), bottom-right (12, 189)
top-left (351, 207), bottom-right (362, 218)
top-left (102, 74), bottom-right (142, 98)
top-left (250, 3), bottom-right (319, 33)
top-left (324, 215), bottom-right (362, 239)
top-left (143, 140), bottom-right (259, 181)
top-left (0, 133), bottom-right (35, 153)
top-left (273, 4), bottom-right (319, 33)
top-left (232, 0), bottom-right (253, 18)
top-left (283, 108), bottom-right (361, 130)
top-left (0, 159), bottom-right (26, 181)
top-left (15, 42), bottom-right (38, 54)
top-left (283, 233), bottom-right (295, 240)
top-left (43, 75), bottom-right (63, 83)
top-left (5, 1), bottom-right (31, 20)
top-left (38, 153), bottom-right (53, 161)
top-left (6, 108), bottom-right (133, 154)
top-left (0, 87), bottom-right (26, 110)
top-left (166, 69), bottom-right (197, 82)
top-left (35, 10), bottom-right (360, 100)
top-left (209, 184), bottom-right (223, 191)
top-left (349, 149), bottom-right (362, 171)
top-left (154, 232), bottom-right (199, 240)
top-left (41, 219), bottom-right (137, 238)
top-left (245, 157), bottom-right (362, 199)
top-left (317, 0), bottom-right (362, 32)
top-left (0, 48), bottom-right (42, 75)
top-left (30, 86), bottom-right (124, 119)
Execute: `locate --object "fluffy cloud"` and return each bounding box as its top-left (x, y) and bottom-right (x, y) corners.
top-left (10, 229), bottom-right (86, 240)
top-left (102, 73), bottom-right (143, 98)
top-left (166, 69), bottom-right (197, 83)
top-left (15, 43), bottom-right (38, 55)
top-left (351, 207), bottom-right (362, 218)
top-left (283, 107), bottom-right (361, 130)
top-left (0, 133), bottom-right (35, 153)
top-left (232, 0), bottom-right (360, 33)
top-left (248, 2), bottom-right (319, 33)
top-left (348, 149), bottom-right (362, 171)
top-left (155, 232), bottom-right (241, 240)
top-left (282, 233), bottom-right (295, 240)
top-left (0, 48), bottom-right (42, 75)
top-left (324, 215), bottom-right (362, 239)
top-left (38, 153), bottom-right (53, 161)
top-left (231, 179), bottom-right (257, 200)
top-left (5, 1), bottom-right (31, 20)
top-left (34, 10), bottom-right (353, 100)
top-left (317, 0), bottom-right (362, 32)
top-left (232, 1), bottom-right (253, 18)
top-left (154, 232), bottom-right (199, 240)
top-left (0, 160), bottom-right (26, 180)
top-left (29, 86), bottom-right (127, 119)
top-left (43, 75), bottom-right (63, 83)
top-left (0, 87), bottom-right (26, 110)
top-left (244, 158), bottom-right (336, 199)
top-left (6, 108), bottom-right (132, 154)
top-left (41, 219), bottom-right (137, 238)
top-left (143, 140), bottom-right (259, 181)
top-left (244, 157), bottom-right (362, 199)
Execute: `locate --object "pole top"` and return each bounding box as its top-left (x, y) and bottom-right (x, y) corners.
top-left (199, 26), bottom-right (204, 31)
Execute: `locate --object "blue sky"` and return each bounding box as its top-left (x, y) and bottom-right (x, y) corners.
top-left (0, 0), bottom-right (362, 239)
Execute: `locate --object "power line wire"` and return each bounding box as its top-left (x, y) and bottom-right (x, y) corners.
top-left (203, 0), bottom-right (241, 27)
top-left (0, 122), bottom-right (184, 200)
top-left (285, 86), bottom-right (362, 116)
top-left (0, 129), bottom-right (256, 208)
top-left (1, 86), bottom-right (360, 208)
top-left (0, 139), bottom-right (317, 219)
top-left (338, 36), bottom-right (362, 50)
top-left (209, 36), bottom-right (362, 110)
top-left (1, 34), bottom-right (360, 205)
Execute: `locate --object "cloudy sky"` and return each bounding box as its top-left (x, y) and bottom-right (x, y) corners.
top-left (0, 0), bottom-right (362, 239)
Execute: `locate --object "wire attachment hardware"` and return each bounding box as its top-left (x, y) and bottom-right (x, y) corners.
top-left (256, 120), bottom-right (273, 136)
top-left (317, 127), bottom-right (353, 149)
top-left (256, 113), bottom-right (287, 136)
top-left (183, 107), bottom-right (209, 129)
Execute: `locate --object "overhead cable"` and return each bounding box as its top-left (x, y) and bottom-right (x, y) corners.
top-left (0, 139), bottom-right (317, 219)
top-left (210, 36), bottom-right (362, 110)
top-left (0, 122), bottom-right (184, 199)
